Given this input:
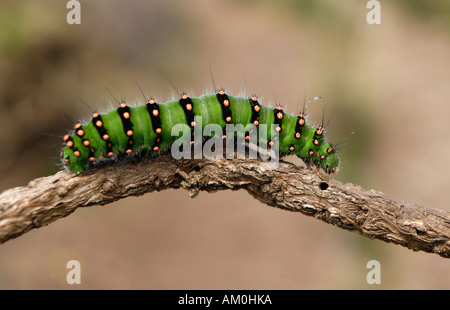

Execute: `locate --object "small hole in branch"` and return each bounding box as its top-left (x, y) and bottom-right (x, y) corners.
top-left (319, 182), bottom-right (329, 190)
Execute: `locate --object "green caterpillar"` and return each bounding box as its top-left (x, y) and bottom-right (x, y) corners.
top-left (61, 89), bottom-right (338, 173)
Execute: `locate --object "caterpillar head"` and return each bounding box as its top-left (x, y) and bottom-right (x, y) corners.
top-left (62, 146), bottom-right (86, 173)
top-left (315, 143), bottom-right (338, 174)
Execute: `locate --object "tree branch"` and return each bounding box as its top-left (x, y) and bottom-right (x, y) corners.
top-left (0, 155), bottom-right (449, 258)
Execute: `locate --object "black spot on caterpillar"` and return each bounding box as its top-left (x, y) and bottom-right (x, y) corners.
top-left (61, 89), bottom-right (338, 173)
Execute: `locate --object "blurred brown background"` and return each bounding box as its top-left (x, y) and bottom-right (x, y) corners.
top-left (0, 0), bottom-right (449, 289)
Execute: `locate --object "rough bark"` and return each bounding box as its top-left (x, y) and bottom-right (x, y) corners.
top-left (0, 155), bottom-right (449, 258)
